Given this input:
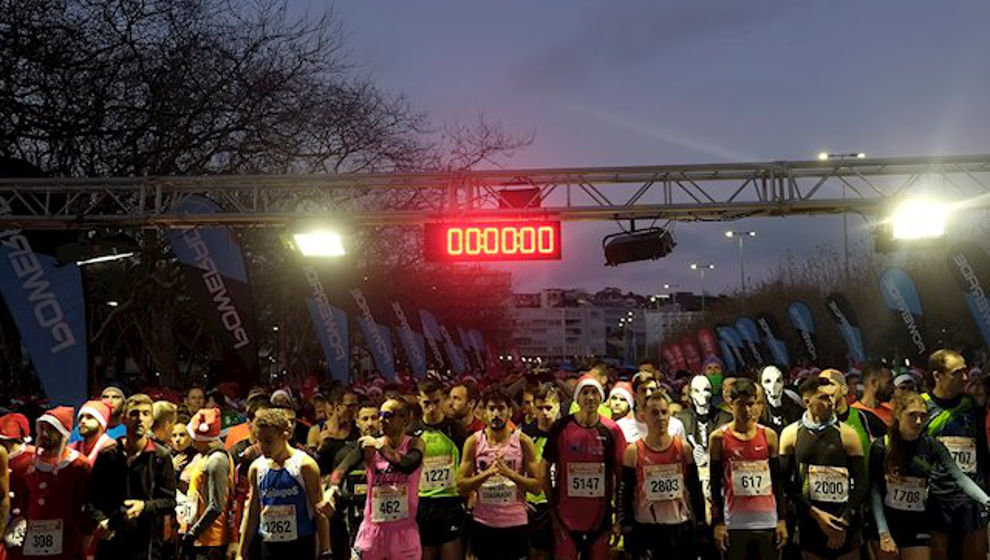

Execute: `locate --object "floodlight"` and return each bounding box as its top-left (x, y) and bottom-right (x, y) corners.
top-left (818, 152), bottom-right (829, 161)
top-left (292, 231), bottom-right (346, 257)
top-left (890, 199), bottom-right (948, 240)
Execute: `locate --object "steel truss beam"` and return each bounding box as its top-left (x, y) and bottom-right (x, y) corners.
top-left (0, 155), bottom-right (988, 228)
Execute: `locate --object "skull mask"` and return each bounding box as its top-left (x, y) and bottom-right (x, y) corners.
top-left (761, 366), bottom-right (784, 408)
top-left (690, 375), bottom-right (713, 414)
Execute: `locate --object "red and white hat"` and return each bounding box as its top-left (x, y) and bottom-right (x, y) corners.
top-left (574, 374), bottom-right (604, 400)
top-left (608, 382), bottom-right (635, 409)
top-left (0, 413), bottom-right (31, 442)
top-left (78, 400), bottom-right (112, 429)
top-left (36, 406), bottom-right (74, 440)
top-left (187, 408), bottom-right (222, 442)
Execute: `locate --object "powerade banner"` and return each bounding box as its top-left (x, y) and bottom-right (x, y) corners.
top-left (734, 317), bottom-right (765, 364)
top-left (0, 223), bottom-right (88, 405)
top-left (388, 299), bottom-right (427, 378)
top-left (418, 309), bottom-right (447, 369)
top-left (467, 329), bottom-right (487, 367)
top-left (680, 336), bottom-right (702, 373)
top-left (755, 312), bottom-right (790, 367)
top-left (303, 265), bottom-right (350, 383)
top-left (825, 293), bottom-right (866, 364)
top-left (457, 326), bottom-right (483, 369)
top-left (168, 196), bottom-right (259, 383)
top-left (787, 301), bottom-right (818, 362)
top-left (348, 286), bottom-right (396, 380)
top-left (697, 328), bottom-right (719, 358)
top-left (716, 324), bottom-right (747, 369)
top-left (718, 339), bottom-right (737, 373)
top-left (879, 268), bottom-right (928, 358)
top-left (440, 322), bottom-right (468, 374)
top-left (947, 242), bottom-right (990, 348)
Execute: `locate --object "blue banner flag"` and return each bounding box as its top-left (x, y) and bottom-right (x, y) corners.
top-left (418, 309), bottom-right (447, 370)
top-left (756, 312), bottom-right (790, 367)
top-left (787, 301), bottom-right (818, 362)
top-left (879, 268), bottom-right (928, 358)
top-left (947, 242), bottom-right (990, 349)
top-left (716, 324), bottom-right (747, 368)
top-left (302, 265), bottom-right (349, 383)
top-left (349, 286), bottom-right (396, 379)
top-left (825, 293), bottom-right (866, 364)
top-left (734, 317), bottom-right (765, 364)
top-left (389, 299), bottom-right (427, 377)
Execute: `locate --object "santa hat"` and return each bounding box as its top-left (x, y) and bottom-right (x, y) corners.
top-left (608, 382), bottom-right (635, 409)
top-left (574, 374), bottom-right (604, 400)
top-left (37, 406), bottom-right (74, 440)
top-left (0, 413), bottom-right (31, 443)
top-left (78, 400), bottom-right (111, 429)
top-left (187, 408), bottom-right (222, 441)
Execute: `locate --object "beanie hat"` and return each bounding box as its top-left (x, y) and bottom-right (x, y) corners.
top-left (703, 356), bottom-right (724, 370)
top-left (608, 382), bottom-right (635, 409)
top-left (574, 374), bottom-right (604, 400)
top-left (37, 406), bottom-right (74, 439)
top-left (0, 413), bottom-right (31, 442)
top-left (78, 400), bottom-right (111, 429)
top-left (187, 407), bottom-right (222, 441)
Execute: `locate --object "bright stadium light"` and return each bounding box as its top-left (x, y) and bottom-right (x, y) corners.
top-left (890, 199), bottom-right (949, 240)
top-left (292, 231), bottom-right (346, 257)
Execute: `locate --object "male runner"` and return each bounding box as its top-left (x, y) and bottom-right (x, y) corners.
top-left (71, 401), bottom-right (116, 464)
top-left (709, 378), bottom-right (787, 560)
top-left (414, 380), bottom-right (467, 560)
top-left (780, 377), bottom-right (867, 560)
top-left (522, 385), bottom-right (560, 560)
top-left (1, 413), bottom-right (33, 549)
top-left (608, 383), bottom-right (635, 429)
top-left (238, 408), bottom-right (330, 560)
top-left (180, 408), bottom-right (235, 560)
top-left (618, 391), bottom-right (705, 560)
top-left (819, 370), bottom-right (874, 457)
top-left (326, 402), bottom-right (381, 555)
top-left (457, 386), bottom-right (543, 560)
top-left (922, 349), bottom-right (989, 560)
top-left (619, 373), bottom-right (687, 442)
top-left (449, 382), bottom-right (486, 434)
top-left (760, 367), bottom-right (803, 435)
top-left (851, 362), bottom-right (893, 429)
top-left (542, 374), bottom-right (626, 560)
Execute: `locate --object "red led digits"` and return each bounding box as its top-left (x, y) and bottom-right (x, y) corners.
top-left (425, 221), bottom-right (561, 262)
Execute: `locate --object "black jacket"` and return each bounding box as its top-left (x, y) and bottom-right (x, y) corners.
top-left (85, 437), bottom-right (177, 560)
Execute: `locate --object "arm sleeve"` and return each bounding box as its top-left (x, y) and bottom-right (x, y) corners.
top-left (780, 451), bottom-right (812, 513)
top-left (770, 456), bottom-right (785, 519)
top-left (685, 461), bottom-right (706, 526)
top-left (189, 453), bottom-right (230, 538)
top-left (935, 438), bottom-right (990, 506)
top-left (839, 453), bottom-right (867, 521)
top-left (617, 466), bottom-right (636, 528)
top-left (329, 444), bottom-right (365, 486)
top-left (709, 456), bottom-right (724, 524)
top-left (380, 447), bottom-right (423, 475)
top-left (871, 486), bottom-right (890, 535)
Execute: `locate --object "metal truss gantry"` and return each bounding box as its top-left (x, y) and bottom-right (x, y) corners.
top-left (0, 155), bottom-right (988, 228)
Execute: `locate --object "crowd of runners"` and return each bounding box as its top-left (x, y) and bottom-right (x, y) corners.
top-left (0, 348), bottom-right (989, 560)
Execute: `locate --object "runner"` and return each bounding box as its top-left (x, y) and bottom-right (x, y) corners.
top-left (412, 380), bottom-right (467, 560)
top-left (920, 349), bottom-right (989, 560)
top-left (449, 382), bottom-right (486, 434)
top-left (0, 412), bottom-right (35, 542)
top-left (151, 401), bottom-right (178, 447)
top-left (238, 408), bottom-right (330, 560)
top-left (15, 407), bottom-right (91, 560)
top-left (521, 385), bottom-right (560, 560)
top-left (618, 391), bottom-right (705, 560)
top-left (313, 388), bottom-right (361, 560)
top-left (760, 366), bottom-right (803, 435)
top-left (185, 387), bottom-right (206, 416)
top-left (709, 377), bottom-right (787, 560)
top-left (618, 372), bottom-right (687, 443)
top-left (348, 398), bottom-right (426, 560)
top-left (0, 443), bottom-right (8, 560)
top-left (98, 386), bottom-right (127, 440)
top-left (851, 362), bottom-right (893, 429)
top-left (457, 386), bottom-right (543, 560)
top-left (780, 376), bottom-right (867, 560)
top-left (566, 366), bottom-right (613, 419)
top-left (819, 370), bottom-right (875, 457)
top-left (542, 374), bottom-right (626, 560)
top-left (70, 401), bottom-right (116, 464)
top-left (869, 390), bottom-right (990, 560)
top-left (178, 408), bottom-right (235, 560)
top-left (326, 402), bottom-right (381, 556)
top-left (86, 394), bottom-right (177, 560)
top-left (608, 383), bottom-right (635, 430)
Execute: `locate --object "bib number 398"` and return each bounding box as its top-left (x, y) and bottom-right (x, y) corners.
top-left (567, 463), bottom-right (605, 498)
top-left (23, 519), bottom-right (62, 556)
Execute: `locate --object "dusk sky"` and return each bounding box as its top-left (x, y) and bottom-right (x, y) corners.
top-left (305, 1), bottom-right (990, 296)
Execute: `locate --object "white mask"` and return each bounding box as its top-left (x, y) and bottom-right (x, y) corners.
top-left (761, 366), bottom-right (784, 407)
top-left (690, 376), bottom-right (712, 414)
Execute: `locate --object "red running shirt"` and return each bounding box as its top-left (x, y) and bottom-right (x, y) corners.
top-left (720, 424), bottom-right (777, 530)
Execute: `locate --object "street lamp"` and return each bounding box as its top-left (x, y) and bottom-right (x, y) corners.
top-left (817, 152), bottom-right (866, 283)
top-left (724, 231), bottom-right (756, 302)
top-left (690, 263), bottom-right (716, 313)
top-left (818, 152), bottom-right (866, 161)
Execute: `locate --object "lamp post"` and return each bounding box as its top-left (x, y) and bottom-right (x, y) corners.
top-left (818, 152), bottom-right (866, 285)
top-left (724, 231), bottom-right (756, 302)
top-left (690, 263), bottom-right (716, 313)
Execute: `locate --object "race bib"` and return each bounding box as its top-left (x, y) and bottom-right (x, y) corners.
top-left (175, 492), bottom-right (197, 529)
top-left (420, 456), bottom-right (455, 491)
top-left (260, 504), bottom-right (298, 542)
top-left (731, 460), bottom-right (772, 497)
top-left (644, 464), bottom-right (684, 502)
top-left (940, 437), bottom-right (977, 474)
top-left (567, 462), bottom-right (605, 498)
top-left (3, 517), bottom-right (26, 548)
top-left (479, 476), bottom-right (517, 505)
top-left (885, 476), bottom-right (926, 512)
top-left (808, 465), bottom-right (849, 503)
top-left (23, 519), bottom-right (62, 556)
top-left (371, 485), bottom-right (409, 522)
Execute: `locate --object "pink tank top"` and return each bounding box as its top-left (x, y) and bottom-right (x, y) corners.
top-left (634, 437), bottom-right (692, 525)
top-left (472, 430), bottom-right (528, 528)
top-left (363, 435), bottom-right (420, 527)
top-left (721, 424), bottom-right (777, 530)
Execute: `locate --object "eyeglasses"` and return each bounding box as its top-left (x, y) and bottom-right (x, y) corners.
top-left (378, 410), bottom-right (396, 420)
